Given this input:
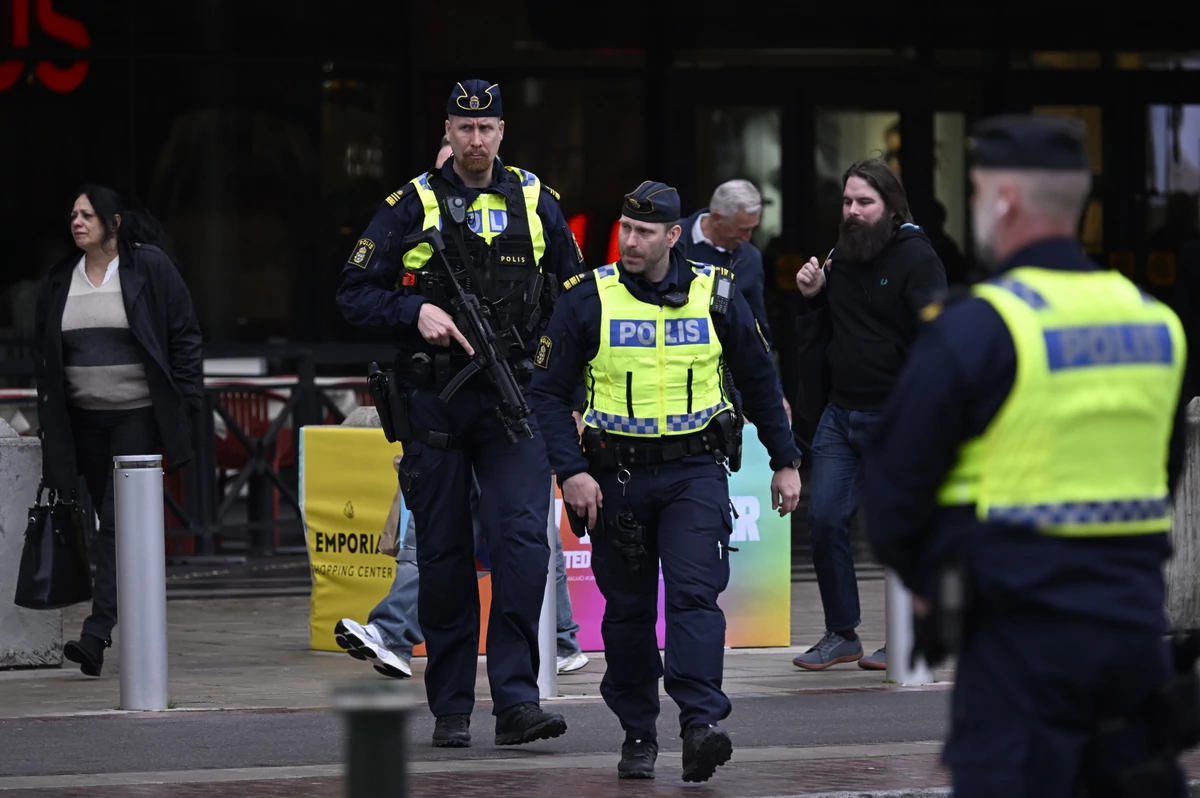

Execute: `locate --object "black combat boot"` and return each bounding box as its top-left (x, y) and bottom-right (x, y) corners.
top-left (494, 702), bottom-right (567, 746)
top-left (432, 714), bottom-right (471, 747)
top-left (617, 736), bottom-right (658, 779)
top-left (681, 723), bottom-right (732, 783)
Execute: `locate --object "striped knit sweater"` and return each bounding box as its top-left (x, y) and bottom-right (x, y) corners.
top-left (60, 258), bottom-right (152, 411)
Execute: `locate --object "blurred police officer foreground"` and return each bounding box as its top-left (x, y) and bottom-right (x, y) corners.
top-left (865, 114), bottom-right (1196, 797)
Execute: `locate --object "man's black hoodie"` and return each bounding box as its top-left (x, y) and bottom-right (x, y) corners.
top-left (803, 222), bottom-right (947, 411)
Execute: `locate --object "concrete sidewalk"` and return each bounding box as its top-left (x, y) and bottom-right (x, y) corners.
top-left (0, 578), bottom-right (951, 718)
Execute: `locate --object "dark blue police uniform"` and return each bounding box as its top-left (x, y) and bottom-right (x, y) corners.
top-left (530, 182), bottom-right (802, 782)
top-left (336, 79), bottom-right (585, 747)
top-left (864, 116), bottom-right (1192, 797)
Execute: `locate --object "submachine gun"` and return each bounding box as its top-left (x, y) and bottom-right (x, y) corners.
top-left (400, 221), bottom-right (533, 443)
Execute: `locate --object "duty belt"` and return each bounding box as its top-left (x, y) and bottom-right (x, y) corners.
top-left (582, 427), bottom-right (723, 469)
top-left (394, 350), bottom-right (474, 392)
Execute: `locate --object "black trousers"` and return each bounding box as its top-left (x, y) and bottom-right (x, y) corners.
top-left (68, 406), bottom-right (159, 642)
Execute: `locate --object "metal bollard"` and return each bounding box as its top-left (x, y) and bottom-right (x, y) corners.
top-left (884, 568), bottom-right (932, 686)
top-left (113, 454), bottom-right (170, 710)
top-left (335, 680), bottom-right (418, 798)
top-left (537, 478), bottom-right (558, 699)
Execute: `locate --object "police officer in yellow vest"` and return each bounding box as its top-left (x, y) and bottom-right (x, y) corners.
top-left (336, 79), bottom-right (585, 749)
top-left (863, 115), bottom-right (1193, 796)
top-left (530, 181), bottom-right (803, 783)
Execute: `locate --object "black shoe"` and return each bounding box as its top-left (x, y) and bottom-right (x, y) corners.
top-left (494, 702), bottom-right (567, 746)
top-left (432, 714), bottom-right (471, 748)
top-left (681, 724), bottom-right (732, 783)
top-left (618, 737), bottom-right (658, 779)
top-left (63, 634), bottom-right (109, 677)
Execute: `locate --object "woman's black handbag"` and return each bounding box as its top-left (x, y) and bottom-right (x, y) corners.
top-left (13, 483), bottom-right (93, 610)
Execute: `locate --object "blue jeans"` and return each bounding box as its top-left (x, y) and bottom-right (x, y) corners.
top-left (369, 474), bottom-right (581, 660)
top-left (554, 518), bottom-right (582, 659)
top-left (806, 403), bottom-right (883, 634)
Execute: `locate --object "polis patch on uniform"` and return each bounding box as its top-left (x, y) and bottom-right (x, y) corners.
top-left (350, 238), bottom-right (376, 269)
top-left (534, 335), bottom-right (553, 368)
top-left (611, 319), bottom-right (710, 347)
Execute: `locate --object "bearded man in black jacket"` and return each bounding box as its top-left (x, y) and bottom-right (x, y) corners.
top-left (791, 158), bottom-right (947, 673)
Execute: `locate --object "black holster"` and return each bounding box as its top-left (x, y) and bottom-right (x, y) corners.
top-left (712, 409), bottom-right (743, 472)
top-left (366, 359), bottom-right (460, 450)
top-left (367, 362), bottom-right (411, 444)
top-left (606, 509), bottom-right (650, 571)
top-left (912, 554), bottom-right (969, 669)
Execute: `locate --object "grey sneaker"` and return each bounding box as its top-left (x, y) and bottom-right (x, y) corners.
top-left (859, 646), bottom-right (887, 671)
top-left (792, 631), bottom-right (864, 671)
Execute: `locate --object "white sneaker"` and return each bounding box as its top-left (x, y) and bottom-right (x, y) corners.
top-left (557, 651), bottom-right (589, 674)
top-left (334, 618), bottom-right (412, 678)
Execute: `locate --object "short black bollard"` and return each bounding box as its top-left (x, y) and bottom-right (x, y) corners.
top-left (334, 679), bottom-right (419, 798)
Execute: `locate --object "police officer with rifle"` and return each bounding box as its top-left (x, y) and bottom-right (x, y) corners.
top-left (863, 114), bottom-right (1199, 796)
top-left (530, 182), bottom-right (803, 783)
top-left (337, 79), bottom-right (585, 749)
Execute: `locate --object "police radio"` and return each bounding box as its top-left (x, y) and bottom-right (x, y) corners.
top-left (711, 273), bottom-right (735, 316)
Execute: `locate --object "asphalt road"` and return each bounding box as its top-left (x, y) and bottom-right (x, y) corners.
top-left (0, 689), bottom-right (949, 778)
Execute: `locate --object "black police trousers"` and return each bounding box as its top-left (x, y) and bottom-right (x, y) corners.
top-left (589, 454), bottom-right (734, 738)
top-left (944, 610), bottom-right (1186, 797)
top-left (397, 384), bottom-right (552, 718)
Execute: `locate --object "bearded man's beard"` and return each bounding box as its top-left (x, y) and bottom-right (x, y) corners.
top-left (838, 216), bottom-right (894, 264)
top-left (460, 150), bottom-right (492, 174)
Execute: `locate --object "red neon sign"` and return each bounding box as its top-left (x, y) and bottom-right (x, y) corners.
top-left (563, 214), bottom-right (624, 266)
top-left (0, 0), bottom-right (91, 93)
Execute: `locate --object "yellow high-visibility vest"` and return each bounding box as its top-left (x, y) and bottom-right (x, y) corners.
top-left (936, 266), bottom-right (1185, 537)
top-left (583, 262), bottom-right (730, 437)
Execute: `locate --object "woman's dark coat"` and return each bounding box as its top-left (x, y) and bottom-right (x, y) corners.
top-left (33, 240), bottom-right (204, 494)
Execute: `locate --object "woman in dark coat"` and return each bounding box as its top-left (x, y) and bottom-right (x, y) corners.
top-left (33, 184), bottom-right (203, 677)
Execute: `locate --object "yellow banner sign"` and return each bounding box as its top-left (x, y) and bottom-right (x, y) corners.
top-left (301, 426), bottom-right (493, 655)
top-left (301, 426), bottom-right (405, 652)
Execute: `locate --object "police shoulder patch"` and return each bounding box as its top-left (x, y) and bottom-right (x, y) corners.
top-left (349, 238), bottom-right (376, 269)
top-left (562, 270), bottom-right (597, 292)
top-left (384, 184), bottom-right (412, 207)
top-left (919, 301), bottom-right (943, 322)
top-left (534, 335), bottom-right (553, 369)
top-left (542, 184), bottom-right (561, 202)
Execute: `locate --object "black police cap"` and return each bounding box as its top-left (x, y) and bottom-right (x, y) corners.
top-left (621, 181), bottom-right (680, 223)
top-left (968, 114), bottom-right (1089, 171)
top-left (447, 79), bottom-right (502, 118)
